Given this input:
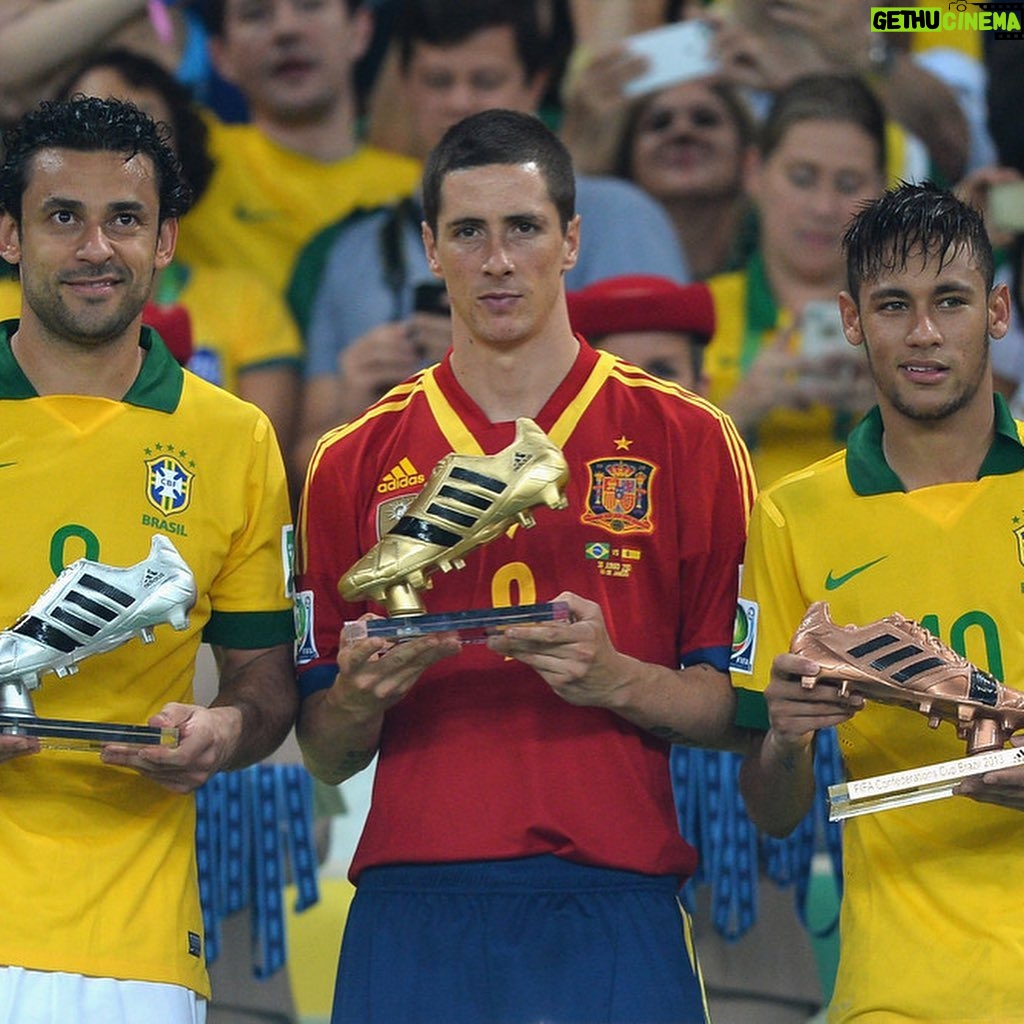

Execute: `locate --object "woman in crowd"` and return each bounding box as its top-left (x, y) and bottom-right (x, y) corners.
top-left (704, 72), bottom-right (884, 486)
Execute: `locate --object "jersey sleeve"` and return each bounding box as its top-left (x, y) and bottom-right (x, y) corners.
top-left (733, 488), bottom-right (807, 726)
top-left (203, 408), bottom-right (294, 648)
top-left (294, 433), bottom-right (366, 698)
top-left (677, 406), bottom-right (756, 670)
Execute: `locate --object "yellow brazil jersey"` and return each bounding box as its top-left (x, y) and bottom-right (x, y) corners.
top-left (737, 400), bottom-right (1024, 1023)
top-left (175, 120), bottom-right (422, 294)
top-left (0, 322), bottom-right (294, 997)
top-left (160, 261), bottom-right (302, 393)
top-left (0, 277), bottom-right (18, 320)
top-left (706, 256), bottom-right (862, 487)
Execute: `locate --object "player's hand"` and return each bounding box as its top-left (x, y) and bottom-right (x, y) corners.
top-left (486, 591), bottom-right (629, 707)
top-left (955, 734), bottom-right (1024, 811)
top-left (0, 732), bottom-right (41, 763)
top-left (764, 652), bottom-right (864, 752)
top-left (100, 702), bottom-right (240, 794)
top-left (330, 617), bottom-right (461, 715)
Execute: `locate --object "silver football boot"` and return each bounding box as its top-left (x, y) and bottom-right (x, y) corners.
top-left (0, 535), bottom-right (197, 695)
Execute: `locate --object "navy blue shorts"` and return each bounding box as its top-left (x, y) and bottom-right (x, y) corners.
top-left (331, 855), bottom-right (709, 1024)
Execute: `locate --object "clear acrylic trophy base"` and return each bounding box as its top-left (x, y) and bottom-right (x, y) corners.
top-left (0, 679), bottom-right (178, 752)
top-left (343, 601), bottom-right (571, 644)
top-left (828, 744), bottom-right (1024, 820)
top-left (0, 713), bottom-right (178, 751)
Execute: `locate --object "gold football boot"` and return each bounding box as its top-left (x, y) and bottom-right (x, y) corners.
top-left (791, 601), bottom-right (1024, 754)
top-left (340, 418), bottom-right (569, 615)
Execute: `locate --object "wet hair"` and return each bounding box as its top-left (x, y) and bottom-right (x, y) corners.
top-left (759, 73), bottom-right (887, 174)
top-left (57, 48), bottom-right (215, 201)
top-left (0, 97), bottom-right (192, 224)
top-left (842, 180), bottom-right (995, 301)
top-left (394, 0), bottom-right (554, 85)
top-left (199, 0), bottom-right (362, 36)
top-left (421, 108), bottom-right (575, 233)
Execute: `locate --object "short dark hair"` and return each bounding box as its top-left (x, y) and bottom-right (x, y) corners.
top-left (421, 108), bottom-right (575, 234)
top-left (759, 73), bottom-right (887, 175)
top-left (199, 0), bottom-right (362, 37)
top-left (842, 180), bottom-right (995, 300)
top-left (394, 0), bottom-right (552, 84)
top-left (57, 48), bottom-right (215, 201)
top-left (0, 97), bottom-right (192, 224)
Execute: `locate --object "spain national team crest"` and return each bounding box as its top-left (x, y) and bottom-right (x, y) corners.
top-left (581, 458), bottom-right (655, 535)
top-left (145, 454), bottom-right (194, 515)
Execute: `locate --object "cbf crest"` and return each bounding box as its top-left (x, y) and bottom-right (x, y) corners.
top-left (146, 453), bottom-right (194, 515)
top-left (1015, 517), bottom-right (1024, 567)
top-left (581, 458), bottom-right (655, 535)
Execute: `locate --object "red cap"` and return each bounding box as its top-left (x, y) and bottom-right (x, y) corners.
top-left (143, 302), bottom-right (193, 366)
top-left (567, 275), bottom-right (715, 344)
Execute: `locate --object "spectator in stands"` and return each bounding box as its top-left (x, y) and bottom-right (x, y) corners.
top-left (59, 47), bottom-right (302, 468)
top-left (703, 73), bottom-right (883, 486)
top-left (177, 0), bottom-right (422, 295)
top-left (0, 0), bottom-right (239, 127)
top-left (565, 72), bottom-right (756, 280)
top-left (567, 274), bottom-right (714, 393)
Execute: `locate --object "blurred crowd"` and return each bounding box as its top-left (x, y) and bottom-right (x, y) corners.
top-left (3, 0), bottom-right (1021, 498)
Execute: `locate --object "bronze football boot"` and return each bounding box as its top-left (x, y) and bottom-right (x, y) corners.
top-left (340, 418), bottom-right (570, 615)
top-left (791, 601), bottom-right (1024, 754)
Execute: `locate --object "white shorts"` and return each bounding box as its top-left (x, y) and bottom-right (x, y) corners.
top-left (0, 966), bottom-right (207, 1024)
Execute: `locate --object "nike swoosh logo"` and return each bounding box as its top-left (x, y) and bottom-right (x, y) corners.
top-left (0, 461), bottom-right (16, 469)
top-left (825, 555), bottom-right (887, 590)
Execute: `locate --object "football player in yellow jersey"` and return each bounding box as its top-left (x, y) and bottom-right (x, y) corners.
top-left (177, 0), bottom-right (421, 295)
top-left (0, 98), bottom-right (296, 1023)
top-left (738, 182), bottom-right (1024, 1022)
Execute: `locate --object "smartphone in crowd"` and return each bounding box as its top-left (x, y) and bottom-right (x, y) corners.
top-left (800, 301), bottom-right (848, 359)
top-left (622, 20), bottom-right (719, 98)
top-left (988, 181), bottom-right (1024, 234)
top-left (413, 282), bottom-right (450, 316)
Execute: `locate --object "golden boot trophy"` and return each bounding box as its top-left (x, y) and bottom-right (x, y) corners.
top-left (340, 418), bottom-right (570, 641)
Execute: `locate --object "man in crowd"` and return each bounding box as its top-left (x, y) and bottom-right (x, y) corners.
top-left (178, 0), bottom-right (422, 294)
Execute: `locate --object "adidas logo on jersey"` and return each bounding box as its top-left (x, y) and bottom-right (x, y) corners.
top-left (377, 458), bottom-right (426, 494)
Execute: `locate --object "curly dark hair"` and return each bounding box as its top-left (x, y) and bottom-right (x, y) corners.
top-left (0, 96), bottom-right (193, 224)
top-left (57, 47), bottom-right (215, 201)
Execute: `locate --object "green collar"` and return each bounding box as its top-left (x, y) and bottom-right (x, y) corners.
top-left (846, 393), bottom-right (1024, 495)
top-left (0, 320), bottom-right (183, 411)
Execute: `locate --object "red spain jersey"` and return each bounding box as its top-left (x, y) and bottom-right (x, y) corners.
top-left (296, 342), bottom-right (754, 883)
